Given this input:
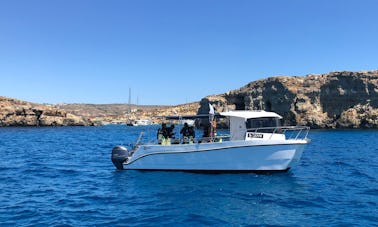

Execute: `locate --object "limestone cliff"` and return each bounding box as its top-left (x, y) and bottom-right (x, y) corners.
top-left (3, 70), bottom-right (377, 128)
top-left (198, 71), bottom-right (378, 128)
top-left (0, 97), bottom-right (93, 126)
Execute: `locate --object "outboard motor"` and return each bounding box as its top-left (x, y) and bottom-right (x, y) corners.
top-left (111, 146), bottom-right (129, 170)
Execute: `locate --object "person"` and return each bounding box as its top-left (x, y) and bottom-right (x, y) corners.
top-left (157, 123), bottom-right (169, 145)
top-left (188, 125), bottom-right (195, 143)
top-left (211, 119), bottom-right (221, 142)
top-left (210, 119), bottom-right (217, 137)
top-left (202, 123), bottom-right (209, 137)
top-left (168, 125), bottom-right (175, 138)
top-left (180, 123), bottom-right (191, 144)
top-left (200, 123), bottom-right (210, 143)
top-left (167, 124), bottom-right (176, 144)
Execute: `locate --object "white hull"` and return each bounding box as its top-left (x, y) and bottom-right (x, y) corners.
top-left (112, 110), bottom-right (310, 172)
top-left (123, 140), bottom-right (306, 172)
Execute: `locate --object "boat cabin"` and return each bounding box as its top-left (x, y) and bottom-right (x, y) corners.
top-left (220, 111), bottom-right (285, 141)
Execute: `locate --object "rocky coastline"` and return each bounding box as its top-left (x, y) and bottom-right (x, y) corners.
top-left (0, 97), bottom-right (93, 126)
top-left (1, 70), bottom-right (377, 128)
top-left (0, 96), bottom-right (199, 127)
top-left (197, 70), bottom-right (378, 129)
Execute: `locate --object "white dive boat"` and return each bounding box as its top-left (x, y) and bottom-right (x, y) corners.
top-left (179, 119), bottom-right (195, 126)
top-left (128, 119), bottom-right (153, 126)
top-left (134, 119), bottom-right (152, 126)
top-left (111, 110), bottom-right (310, 173)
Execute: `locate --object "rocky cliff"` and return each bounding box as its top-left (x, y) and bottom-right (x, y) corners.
top-left (0, 97), bottom-right (93, 126)
top-left (198, 71), bottom-right (378, 128)
top-left (3, 70), bottom-right (377, 128)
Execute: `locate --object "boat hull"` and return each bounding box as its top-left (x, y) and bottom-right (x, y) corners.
top-left (122, 141), bottom-right (306, 172)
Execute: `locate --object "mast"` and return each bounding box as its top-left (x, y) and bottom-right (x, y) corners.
top-left (128, 88), bottom-right (131, 113)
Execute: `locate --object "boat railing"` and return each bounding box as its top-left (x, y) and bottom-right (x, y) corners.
top-left (195, 134), bottom-right (231, 143)
top-left (247, 126), bottom-right (310, 140)
top-left (142, 134), bottom-right (231, 145)
top-left (177, 135), bottom-right (232, 144)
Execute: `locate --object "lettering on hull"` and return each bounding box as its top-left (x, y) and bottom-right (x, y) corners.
top-left (247, 133), bottom-right (264, 139)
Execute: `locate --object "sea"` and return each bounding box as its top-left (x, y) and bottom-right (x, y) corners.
top-left (0, 125), bottom-right (377, 226)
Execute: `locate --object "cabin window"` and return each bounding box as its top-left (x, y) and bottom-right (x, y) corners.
top-left (246, 117), bottom-right (281, 133)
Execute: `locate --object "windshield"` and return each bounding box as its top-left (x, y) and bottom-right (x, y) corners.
top-left (246, 117), bottom-right (281, 130)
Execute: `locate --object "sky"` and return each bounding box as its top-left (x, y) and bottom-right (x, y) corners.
top-left (0, 0), bottom-right (377, 105)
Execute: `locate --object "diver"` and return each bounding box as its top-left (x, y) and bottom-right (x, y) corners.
top-left (167, 124), bottom-right (175, 138)
top-left (188, 125), bottom-right (195, 143)
top-left (180, 123), bottom-right (195, 144)
top-left (180, 123), bottom-right (189, 143)
top-left (165, 124), bottom-right (175, 145)
top-left (200, 122), bottom-right (211, 143)
top-left (157, 123), bottom-right (169, 145)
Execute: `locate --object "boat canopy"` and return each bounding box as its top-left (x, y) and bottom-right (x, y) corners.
top-left (220, 111), bottom-right (282, 119)
top-left (161, 111), bottom-right (282, 120)
top-left (162, 113), bottom-right (225, 120)
top-left (219, 111), bottom-right (282, 140)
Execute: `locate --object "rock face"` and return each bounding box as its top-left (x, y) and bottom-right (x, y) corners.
top-left (3, 70), bottom-right (377, 128)
top-left (0, 97), bottom-right (93, 126)
top-left (198, 71), bottom-right (378, 128)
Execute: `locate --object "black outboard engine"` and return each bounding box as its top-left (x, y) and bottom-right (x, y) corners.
top-left (111, 146), bottom-right (129, 170)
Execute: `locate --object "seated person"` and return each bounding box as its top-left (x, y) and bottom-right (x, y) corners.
top-left (188, 125), bottom-right (195, 143)
top-left (180, 123), bottom-right (194, 144)
top-left (157, 123), bottom-right (170, 145)
top-left (167, 125), bottom-right (175, 138)
top-left (168, 124), bottom-right (180, 144)
top-left (199, 124), bottom-right (209, 143)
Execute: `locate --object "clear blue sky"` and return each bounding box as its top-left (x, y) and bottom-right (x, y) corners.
top-left (0, 0), bottom-right (377, 105)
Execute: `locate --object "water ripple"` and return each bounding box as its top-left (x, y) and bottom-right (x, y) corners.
top-left (0, 127), bottom-right (377, 226)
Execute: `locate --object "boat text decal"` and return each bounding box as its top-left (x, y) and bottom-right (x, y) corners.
top-left (247, 133), bottom-right (263, 138)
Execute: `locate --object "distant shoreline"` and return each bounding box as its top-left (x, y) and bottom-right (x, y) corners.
top-left (1, 70), bottom-right (378, 128)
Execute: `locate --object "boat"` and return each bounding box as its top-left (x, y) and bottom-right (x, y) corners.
top-left (179, 119), bottom-right (195, 126)
top-left (127, 119), bottom-right (153, 126)
top-left (111, 110), bottom-right (310, 172)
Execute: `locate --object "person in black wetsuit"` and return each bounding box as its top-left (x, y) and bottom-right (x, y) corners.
top-left (181, 123), bottom-right (195, 143)
top-left (200, 122), bottom-right (211, 143)
top-left (180, 123), bottom-right (190, 143)
top-left (157, 123), bottom-right (169, 144)
top-left (188, 125), bottom-right (195, 143)
top-left (167, 125), bottom-right (175, 139)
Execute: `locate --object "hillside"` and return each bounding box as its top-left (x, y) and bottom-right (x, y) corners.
top-left (0, 97), bottom-right (200, 126)
top-left (54, 103), bottom-right (167, 118)
top-left (56, 102), bottom-right (200, 124)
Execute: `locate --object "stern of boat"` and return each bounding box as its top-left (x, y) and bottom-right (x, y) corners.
top-left (111, 146), bottom-right (129, 170)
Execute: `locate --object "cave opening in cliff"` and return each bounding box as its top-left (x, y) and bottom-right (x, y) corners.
top-left (265, 101), bottom-right (272, 111)
top-left (235, 102), bottom-right (245, 110)
top-left (234, 96), bottom-right (245, 110)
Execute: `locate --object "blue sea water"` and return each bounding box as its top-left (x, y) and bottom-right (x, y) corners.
top-left (0, 126), bottom-right (377, 226)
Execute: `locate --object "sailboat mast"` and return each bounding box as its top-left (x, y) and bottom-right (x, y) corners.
top-left (128, 88), bottom-right (131, 113)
